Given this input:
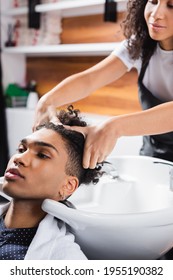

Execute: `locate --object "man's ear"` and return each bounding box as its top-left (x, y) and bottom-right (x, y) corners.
top-left (63, 177), bottom-right (79, 197)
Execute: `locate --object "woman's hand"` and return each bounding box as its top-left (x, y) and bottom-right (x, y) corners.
top-left (66, 119), bottom-right (118, 169)
top-left (32, 96), bottom-right (59, 131)
top-left (83, 122), bottom-right (118, 169)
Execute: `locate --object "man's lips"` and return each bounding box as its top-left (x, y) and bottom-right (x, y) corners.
top-left (5, 168), bottom-right (25, 180)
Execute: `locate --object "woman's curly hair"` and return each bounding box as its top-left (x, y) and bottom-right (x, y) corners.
top-left (122, 0), bottom-right (157, 65)
top-left (37, 105), bottom-right (103, 186)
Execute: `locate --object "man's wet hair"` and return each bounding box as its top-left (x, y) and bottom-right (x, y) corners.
top-left (36, 105), bottom-right (103, 186)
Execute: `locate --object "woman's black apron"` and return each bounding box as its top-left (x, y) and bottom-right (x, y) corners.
top-left (138, 63), bottom-right (173, 162)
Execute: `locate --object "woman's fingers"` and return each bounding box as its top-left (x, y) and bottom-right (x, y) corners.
top-left (82, 124), bottom-right (117, 169)
top-left (33, 100), bottom-right (58, 131)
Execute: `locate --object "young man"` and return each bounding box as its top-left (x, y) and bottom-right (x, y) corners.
top-left (0, 106), bottom-right (102, 260)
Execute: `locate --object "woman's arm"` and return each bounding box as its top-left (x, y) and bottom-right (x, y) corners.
top-left (33, 54), bottom-right (127, 129)
top-left (76, 101), bottom-right (173, 168)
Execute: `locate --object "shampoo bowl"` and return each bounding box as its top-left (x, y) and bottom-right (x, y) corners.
top-left (42, 156), bottom-right (173, 260)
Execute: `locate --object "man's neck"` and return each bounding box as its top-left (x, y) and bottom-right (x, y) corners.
top-left (4, 199), bottom-right (46, 229)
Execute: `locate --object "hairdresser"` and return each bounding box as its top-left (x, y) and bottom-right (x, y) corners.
top-left (33, 0), bottom-right (173, 169)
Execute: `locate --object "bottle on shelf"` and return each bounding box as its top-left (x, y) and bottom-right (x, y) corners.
top-left (26, 80), bottom-right (39, 110)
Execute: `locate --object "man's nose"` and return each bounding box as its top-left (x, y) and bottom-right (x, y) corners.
top-left (13, 152), bottom-right (30, 167)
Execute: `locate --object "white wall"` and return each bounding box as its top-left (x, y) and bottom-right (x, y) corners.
top-left (6, 108), bottom-right (34, 157)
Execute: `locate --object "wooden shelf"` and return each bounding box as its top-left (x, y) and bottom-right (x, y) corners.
top-left (2, 0), bottom-right (127, 17)
top-left (2, 42), bottom-right (120, 56)
top-left (1, 7), bottom-right (28, 16)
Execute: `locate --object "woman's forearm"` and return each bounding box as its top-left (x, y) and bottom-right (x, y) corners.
top-left (111, 101), bottom-right (173, 138)
top-left (40, 54), bottom-right (127, 107)
top-left (80, 101), bottom-right (173, 168)
top-left (42, 72), bottom-right (93, 107)
top-left (33, 55), bottom-right (127, 129)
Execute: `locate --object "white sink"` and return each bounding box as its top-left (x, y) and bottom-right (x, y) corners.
top-left (31, 156), bottom-right (173, 259)
top-left (69, 156), bottom-right (173, 214)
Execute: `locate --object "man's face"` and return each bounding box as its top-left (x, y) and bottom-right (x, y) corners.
top-left (3, 128), bottom-right (76, 201)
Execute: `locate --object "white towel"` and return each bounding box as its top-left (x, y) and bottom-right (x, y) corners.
top-left (0, 197), bottom-right (87, 260)
top-left (25, 214), bottom-right (87, 260)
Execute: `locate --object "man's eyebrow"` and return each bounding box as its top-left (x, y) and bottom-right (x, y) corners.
top-left (20, 138), bottom-right (59, 153)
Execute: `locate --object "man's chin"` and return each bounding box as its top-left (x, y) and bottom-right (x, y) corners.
top-left (1, 183), bottom-right (12, 201)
